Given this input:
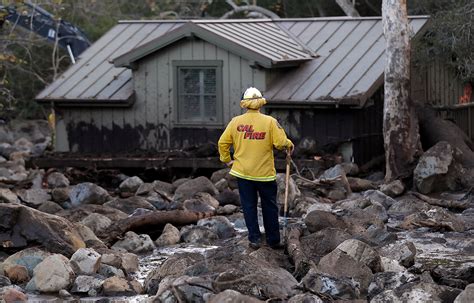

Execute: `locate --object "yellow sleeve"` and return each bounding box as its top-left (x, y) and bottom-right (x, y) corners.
top-left (271, 118), bottom-right (293, 151)
top-left (218, 119), bottom-right (234, 163)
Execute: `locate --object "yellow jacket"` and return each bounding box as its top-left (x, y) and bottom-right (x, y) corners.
top-left (218, 109), bottom-right (293, 181)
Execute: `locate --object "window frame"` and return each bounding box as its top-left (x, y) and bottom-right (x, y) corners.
top-left (173, 60), bottom-right (223, 127)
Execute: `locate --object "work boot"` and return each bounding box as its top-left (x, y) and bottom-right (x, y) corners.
top-left (269, 242), bottom-right (285, 250)
top-left (248, 242), bottom-right (261, 250)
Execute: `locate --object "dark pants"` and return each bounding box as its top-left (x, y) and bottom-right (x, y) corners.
top-left (237, 178), bottom-right (280, 246)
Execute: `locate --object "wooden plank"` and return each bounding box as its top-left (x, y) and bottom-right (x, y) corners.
top-left (168, 44), bottom-right (182, 148)
top-left (134, 60), bottom-right (148, 150)
top-left (216, 47), bottom-right (230, 122)
top-left (157, 51), bottom-right (171, 150)
top-left (192, 39), bottom-right (205, 60)
top-left (90, 108), bottom-right (103, 152)
top-left (203, 42), bottom-right (217, 60)
top-left (145, 54), bottom-right (159, 151)
top-left (180, 39), bottom-right (193, 60)
top-left (228, 53), bottom-right (241, 118)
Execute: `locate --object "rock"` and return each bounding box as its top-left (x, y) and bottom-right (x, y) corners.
top-left (208, 289), bottom-right (264, 303)
top-left (46, 172), bottom-right (70, 188)
top-left (301, 198), bottom-right (332, 216)
top-left (0, 167), bottom-right (13, 180)
top-left (2, 287), bottom-right (28, 303)
top-left (70, 248), bottom-right (101, 275)
top-left (217, 204), bottom-right (239, 215)
top-left (1, 248), bottom-right (50, 277)
top-left (216, 189), bottom-right (241, 206)
top-left (0, 204), bottom-right (85, 257)
top-left (0, 155), bottom-right (6, 163)
top-left (4, 264), bottom-right (29, 284)
top-left (197, 216), bottom-right (236, 239)
top-left (210, 168), bottom-right (230, 184)
top-left (413, 141), bottom-right (464, 194)
top-left (17, 189), bottom-right (51, 207)
top-left (102, 276), bottom-right (142, 296)
top-left (98, 264), bottom-right (125, 278)
top-left (455, 283), bottom-right (474, 303)
top-left (71, 275), bottom-right (104, 294)
top-left (387, 197), bottom-right (431, 217)
top-left (368, 271), bottom-right (419, 299)
top-left (183, 198), bottom-right (216, 213)
top-left (195, 192), bottom-right (220, 208)
top-left (37, 201), bottom-right (63, 214)
top-left (371, 282), bottom-right (461, 303)
top-left (347, 177), bottom-right (377, 192)
top-left (431, 263), bottom-right (474, 289)
top-left (0, 189), bottom-right (19, 204)
top-left (276, 173), bottom-right (301, 211)
top-left (155, 223), bottom-right (180, 247)
top-left (174, 176), bottom-right (218, 202)
top-left (335, 197), bottom-right (388, 223)
top-left (13, 137), bottom-right (33, 152)
top-left (74, 223), bottom-right (107, 250)
top-left (180, 225), bottom-right (219, 245)
top-left (300, 228), bottom-right (351, 263)
top-left (320, 164), bottom-right (346, 180)
top-left (379, 241), bottom-right (417, 268)
top-left (101, 253), bottom-right (122, 269)
top-left (51, 187), bottom-right (71, 203)
top-left (380, 256), bottom-right (406, 272)
top-left (363, 190), bottom-right (396, 209)
top-left (380, 180), bottom-right (405, 197)
top-left (112, 231), bottom-right (155, 254)
top-left (121, 253), bottom-right (139, 275)
top-left (119, 176), bottom-right (144, 193)
top-left (31, 254), bottom-right (75, 292)
top-left (155, 275), bottom-right (213, 303)
top-left (0, 275), bottom-right (11, 287)
top-left (336, 239), bottom-right (382, 273)
top-left (401, 207), bottom-right (466, 232)
top-left (0, 143), bottom-right (17, 159)
top-left (225, 173), bottom-right (239, 190)
top-left (364, 225), bottom-right (397, 246)
top-left (152, 180), bottom-right (175, 197)
top-left (58, 289), bottom-right (72, 298)
top-left (80, 213), bottom-right (112, 234)
top-left (301, 268), bottom-right (359, 300)
top-left (56, 204), bottom-right (128, 223)
top-left (317, 248), bottom-right (374, 295)
top-left (288, 293), bottom-right (324, 303)
top-left (104, 196), bottom-right (156, 214)
top-left (69, 182), bottom-right (109, 206)
top-left (136, 182), bottom-right (153, 195)
top-left (172, 178), bottom-right (190, 189)
top-left (146, 192), bottom-right (169, 210)
top-left (214, 179), bottom-right (229, 192)
top-left (304, 210), bottom-right (347, 233)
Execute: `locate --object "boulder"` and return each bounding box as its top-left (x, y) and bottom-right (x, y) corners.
top-left (70, 248), bottom-right (101, 275)
top-left (455, 283), bottom-right (474, 303)
top-left (216, 189), bottom-right (241, 206)
top-left (172, 178), bottom-right (190, 189)
top-left (287, 293), bottom-right (323, 303)
top-left (56, 204), bottom-right (128, 223)
top-left (335, 197), bottom-right (388, 223)
top-left (380, 180), bottom-right (405, 197)
top-left (317, 248), bottom-right (374, 295)
top-left (74, 223), bottom-right (107, 250)
top-left (69, 182), bottom-right (109, 206)
top-left (112, 231), bottom-right (155, 254)
top-left (174, 177), bottom-right (218, 202)
top-left (1, 248), bottom-right (50, 277)
top-left (380, 256), bottom-right (406, 272)
top-left (0, 204), bottom-right (85, 256)
top-left (401, 207), bottom-right (466, 232)
top-left (104, 196), bottom-right (156, 214)
top-left (300, 228), bottom-right (351, 263)
top-left (336, 239), bottom-right (382, 273)
top-left (0, 275), bottom-right (11, 287)
top-left (208, 289), bottom-right (264, 303)
top-left (37, 201), bottom-right (63, 214)
top-left (46, 172), bottom-right (70, 188)
top-left (17, 189), bottom-right (50, 207)
top-left (368, 271), bottom-right (418, 299)
top-left (71, 275), bottom-right (104, 295)
top-left (225, 174), bottom-right (239, 190)
top-left (4, 264), bottom-right (29, 284)
top-left (413, 141), bottom-right (464, 194)
top-left (102, 276), bottom-right (143, 296)
top-left (347, 177), bottom-right (377, 192)
top-left (2, 287), bottom-right (28, 303)
top-left (155, 275), bottom-right (213, 303)
top-left (214, 179), bottom-right (229, 192)
top-left (197, 216), bottom-right (236, 239)
top-left (371, 282), bottom-right (461, 303)
top-left (363, 190), bottom-right (397, 210)
top-left (98, 264), bottom-right (125, 278)
top-left (180, 225), bottom-right (219, 245)
top-left (304, 210), bottom-right (347, 233)
top-left (51, 187), bottom-right (71, 203)
top-left (31, 254), bottom-right (75, 293)
top-left (210, 168), bottom-right (230, 184)
top-left (217, 204), bottom-right (239, 215)
top-left (195, 192), bottom-right (220, 209)
top-left (155, 223), bottom-right (180, 247)
top-left (80, 213), bottom-right (112, 235)
top-left (136, 183), bottom-right (153, 196)
top-left (146, 192), bottom-right (170, 210)
top-left (0, 189), bottom-right (19, 204)
top-left (119, 176), bottom-right (144, 193)
top-left (379, 241), bottom-right (417, 268)
top-left (301, 269), bottom-right (359, 300)
top-left (387, 197), bottom-right (431, 217)
top-left (120, 253), bottom-right (139, 275)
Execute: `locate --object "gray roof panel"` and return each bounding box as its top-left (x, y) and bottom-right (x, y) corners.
top-left (36, 17), bottom-right (429, 106)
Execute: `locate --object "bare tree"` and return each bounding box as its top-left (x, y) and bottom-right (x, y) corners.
top-left (382, 0), bottom-right (421, 182)
top-left (335, 0), bottom-right (360, 17)
top-left (221, 0), bottom-right (280, 19)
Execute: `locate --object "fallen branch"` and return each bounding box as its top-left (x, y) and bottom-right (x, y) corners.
top-left (409, 191), bottom-right (471, 210)
top-left (286, 225), bottom-right (311, 280)
top-left (104, 210), bottom-right (215, 244)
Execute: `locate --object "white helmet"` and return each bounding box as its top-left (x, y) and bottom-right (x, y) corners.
top-left (242, 87), bottom-right (263, 100)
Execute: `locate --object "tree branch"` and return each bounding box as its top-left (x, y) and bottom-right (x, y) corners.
top-left (222, 0), bottom-right (280, 19)
top-left (335, 0), bottom-right (361, 17)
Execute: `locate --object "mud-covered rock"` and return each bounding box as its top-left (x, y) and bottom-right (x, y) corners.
top-left (216, 189), bottom-right (240, 206)
top-left (180, 225), bottom-right (219, 245)
top-left (183, 198), bottom-right (216, 213)
top-left (210, 168), bottom-right (230, 184)
top-left (98, 264), bottom-right (125, 278)
top-left (287, 293), bottom-right (323, 303)
top-left (56, 204), bottom-right (128, 223)
top-left (300, 228), bottom-right (351, 264)
top-left (4, 264), bottom-right (29, 284)
top-left (156, 275), bottom-right (213, 303)
top-left (380, 180), bottom-right (405, 197)
top-left (104, 196), bottom-right (156, 214)
top-left (51, 187), bottom-right (71, 203)
top-left (17, 188), bottom-right (50, 207)
top-left (304, 210), bottom-right (347, 233)
top-left (0, 248), bottom-right (50, 277)
top-left (2, 287), bottom-right (28, 303)
top-left (69, 182), bottom-right (109, 206)
top-left (363, 190), bottom-right (397, 210)
top-left (112, 231), bottom-right (155, 254)
top-left (47, 172), bottom-right (70, 188)
top-left (197, 216), bottom-right (235, 239)
top-left (348, 177), bottom-right (377, 192)
top-left (155, 223), bottom-right (180, 247)
top-left (195, 192), bottom-right (220, 209)
top-left (400, 208), bottom-right (465, 232)
top-left (388, 197), bottom-right (431, 217)
top-left (217, 204), bottom-right (239, 215)
top-left (276, 173), bottom-right (300, 211)
top-left (380, 241), bottom-right (417, 268)
top-left (37, 201), bottom-right (63, 214)
top-left (102, 276), bottom-right (143, 296)
top-left (80, 213), bottom-right (112, 235)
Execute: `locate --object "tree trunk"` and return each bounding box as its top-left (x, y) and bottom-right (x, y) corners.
top-left (286, 225), bottom-right (311, 280)
top-left (335, 0), bottom-right (360, 17)
top-left (382, 0), bottom-right (421, 182)
top-left (103, 210), bottom-right (215, 244)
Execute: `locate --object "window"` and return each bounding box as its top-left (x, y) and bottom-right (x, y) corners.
top-left (174, 60), bottom-right (223, 125)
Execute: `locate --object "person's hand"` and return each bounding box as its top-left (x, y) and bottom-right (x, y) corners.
top-left (225, 160), bottom-right (234, 167)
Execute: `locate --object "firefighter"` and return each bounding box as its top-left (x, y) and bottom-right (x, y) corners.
top-left (218, 87), bottom-right (294, 249)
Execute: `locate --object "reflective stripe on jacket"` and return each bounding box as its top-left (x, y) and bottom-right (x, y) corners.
top-left (218, 109), bottom-right (293, 181)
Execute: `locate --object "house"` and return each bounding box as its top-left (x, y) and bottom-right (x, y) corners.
top-left (36, 16), bottom-right (432, 165)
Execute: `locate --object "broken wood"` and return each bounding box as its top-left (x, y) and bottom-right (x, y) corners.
top-left (103, 210), bottom-right (215, 244)
top-left (409, 191), bottom-right (471, 210)
top-left (286, 225), bottom-right (312, 280)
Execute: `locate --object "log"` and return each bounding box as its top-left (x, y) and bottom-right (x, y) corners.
top-left (103, 210), bottom-right (215, 244)
top-left (409, 191), bottom-right (471, 210)
top-left (286, 225), bottom-right (312, 280)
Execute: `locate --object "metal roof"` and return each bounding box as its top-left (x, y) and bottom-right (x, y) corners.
top-left (36, 17), bottom-right (429, 106)
top-left (113, 20), bottom-right (314, 68)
